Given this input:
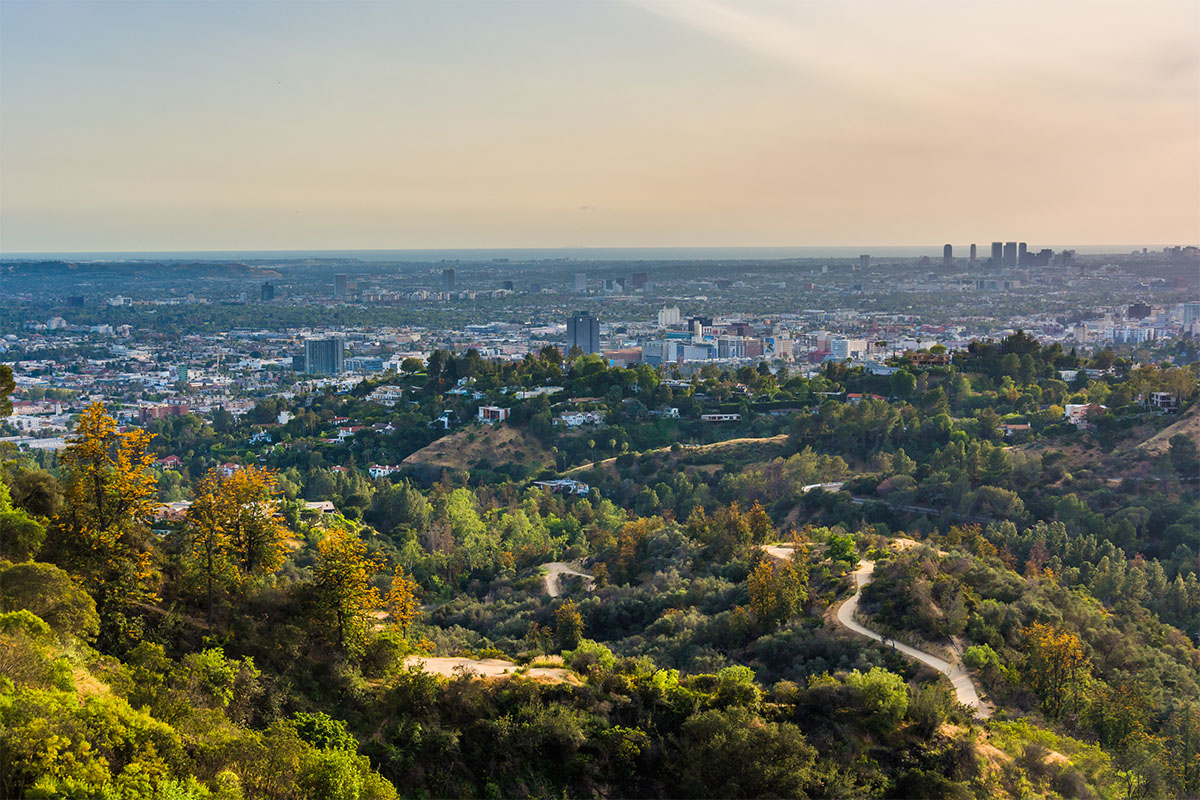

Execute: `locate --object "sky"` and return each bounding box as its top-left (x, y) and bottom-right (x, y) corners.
top-left (1, 0), bottom-right (1197, 253)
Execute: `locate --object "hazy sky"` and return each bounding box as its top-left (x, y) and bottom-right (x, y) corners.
top-left (2, 0), bottom-right (1197, 252)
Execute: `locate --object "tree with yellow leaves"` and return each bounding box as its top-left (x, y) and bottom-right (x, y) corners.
top-left (386, 567), bottom-right (420, 634)
top-left (185, 465), bottom-right (289, 622)
top-left (747, 556), bottom-right (807, 629)
top-left (46, 402), bottom-right (159, 645)
top-left (1022, 621), bottom-right (1091, 719)
top-left (312, 528), bottom-right (384, 654)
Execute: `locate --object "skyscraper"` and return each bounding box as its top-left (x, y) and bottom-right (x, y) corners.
top-left (1018, 242), bottom-right (1028, 266)
top-left (442, 268), bottom-right (456, 292)
top-left (969, 243), bottom-right (977, 266)
top-left (334, 273), bottom-right (348, 300)
top-left (1003, 242), bottom-right (1018, 267)
top-left (573, 273), bottom-right (588, 293)
top-left (991, 242), bottom-right (1003, 266)
top-left (943, 244), bottom-right (953, 267)
top-left (567, 311), bottom-right (600, 354)
top-left (631, 272), bottom-right (648, 290)
top-left (304, 337), bottom-right (345, 375)
top-left (859, 254), bottom-right (870, 269)
top-left (261, 282), bottom-right (275, 301)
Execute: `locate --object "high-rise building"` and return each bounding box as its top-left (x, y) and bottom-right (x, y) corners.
top-left (442, 268), bottom-right (456, 292)
top-left (991, 242), bottom-right (1003, 266)
top-left (657, 306), bottom-right (681, 327)
top-left (1018, 242), bottom-right (1028, 266)
top-left (567, 311), bottom-right (600, 354)
top-left (304, 337), bottom-right (345, 375)
top-left (688, 316), bottom-right (713, 337)
top-left (261, 282), bottom-right (275, 301)
top-left (1003, 242), bottom-right (1018, 267)
top-left (859, 255), bottom-right (870, 269)
top-left (943, 244), bottom-right (953, 267)
top-left (573, 273), bottom-right (588, 293)
top-left (631, 272), bottom-right (648, 290)
top-left (1182, 303), bottom-right (1200, 325)
top-left (969, 244), bottom-right (977, 266)
top-left (334, 274), bottom-right (348, 300)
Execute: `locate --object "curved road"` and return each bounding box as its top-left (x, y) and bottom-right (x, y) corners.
top-left (837, 559), bottom-right (992, 719)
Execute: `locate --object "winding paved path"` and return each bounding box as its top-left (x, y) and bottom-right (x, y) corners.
top-left (837, 559), bottom-right (992, 719)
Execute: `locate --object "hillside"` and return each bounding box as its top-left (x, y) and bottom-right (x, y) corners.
top-left (1137, 403), bottom-right (1200, 455)
top-left (565, 433), bottom-right (790, 477)
top-left (401, 422), bottom-right (553, 473)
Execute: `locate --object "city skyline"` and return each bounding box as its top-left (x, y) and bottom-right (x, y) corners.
top-left (2, 0), bottom-right (1197, 252)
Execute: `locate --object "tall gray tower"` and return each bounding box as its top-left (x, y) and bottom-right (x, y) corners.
top-left (567, 311), bottom-right (600, 354)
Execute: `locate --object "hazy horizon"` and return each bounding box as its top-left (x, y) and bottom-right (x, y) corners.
top-left (0, 243), bottom-right (1184, 264)
top-left (2, 0), bottom-right (1197, 252)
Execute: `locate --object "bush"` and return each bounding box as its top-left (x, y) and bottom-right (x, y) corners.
top-left (565, 639), bottom-right (615, 675)
top-left (963, 644), bottom-right (1001, 671)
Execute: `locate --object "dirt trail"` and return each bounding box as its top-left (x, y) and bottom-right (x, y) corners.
top-left (403, 656), bottom-right (572, 682)
top-left (542, 562), bottom-right (594, 597)
top-left (837, 560), bottom-right (992, 718)
top-left (564, 435), bottom-right (789, 475)
top-left (762, 536), bottom-right (988, 718)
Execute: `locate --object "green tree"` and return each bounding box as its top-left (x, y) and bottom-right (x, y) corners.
top-left (0, 561), bottom-right (99, 643)
top-left (890, 369), bottom-right (916, 398)
top-left (554, 598), bottom-right (584, 651)
top-left (669, 707), bottom-right (815, 798)
top-left (845, 667), bottom-right (909, 732)
top-left (1168, 434), bottom-right (1199, 479)
top-left (0, 363), bottom-right (14, 418)
top-left (0, 477), bottom-right (46, 561)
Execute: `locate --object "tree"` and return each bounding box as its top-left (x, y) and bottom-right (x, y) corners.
top-left (669, 707), bottom-right (815, 798)
top-left (0, 560), bottom-right (99, 643)
top-left (845, 667), bottom-right (909, 732)
top-left (890, 369), bottom-right (916, 399)
top-left (185, 465), bottom-right (289, 622)
top-left (747, 557), bottom-right (807, 628)
top-left (0, 477), bottom-right (46, 562)
top-left (1168, 434), bottom-right (1199, 480)
top-left (1022, 622), bottom-right (1090, 719)
top-left (45, 403), bottom-right (159, 645)
top-left (6, 469), bottom-right (62, 520)
top-left (0, 363), bottom-right (14, 418)
top-left (222, 466), bottom-right (290, 577)
top-left (554, 598), bottom-right (584, 651)
top-left (312, 529), bottom-right (384, 655)
top-left (386, 567), bottom-right (420, 633)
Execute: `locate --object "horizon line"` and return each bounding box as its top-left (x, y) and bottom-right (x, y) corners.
top-left (2, 242), bottom-right (1191, 260)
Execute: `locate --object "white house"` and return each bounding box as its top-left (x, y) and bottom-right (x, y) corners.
top-left (368, 464), bottom-right (403, 479)
top-left (478, 406), bottom-right (510, 423)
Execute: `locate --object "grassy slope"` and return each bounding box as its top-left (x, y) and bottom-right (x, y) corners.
top-left (401, 422), bottom-right (553, 472)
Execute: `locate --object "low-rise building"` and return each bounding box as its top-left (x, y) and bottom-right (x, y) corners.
top-left (478, 406), bottom-right (510, 423)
